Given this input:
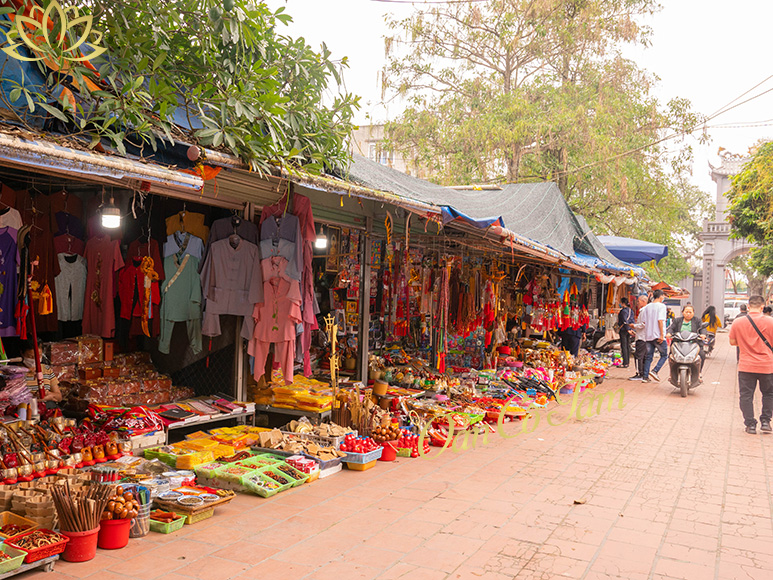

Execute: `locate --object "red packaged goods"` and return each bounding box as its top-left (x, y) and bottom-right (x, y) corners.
top-left (99, 396), bottom-right (119, 407)
top-left (45, 341), bottom-right (79, 365)
top-left (171, 386), bottom-right (195, 401)
top-left (51, 364), bottom-right (77, 382)
top-left (102, 364), bottom-right (120, 378)
top-left (105, 382), bottom-right (125, 397)
top-left (115, 352), bottom-right (151, 366)
top-left (139, 379), bottom-right (154, 393)
top-left (79, 381), bottom-right (108, 400)
top-left (157, 389), bottom-right (171, 403)
top-left (76, 336), bottom-right (104, 364)
top-left (122, 380), bottom-right (142, 395)
top-left (78, 363), bottom-right (102, 381)
top-left (156, 377), bottom-right (172, 391)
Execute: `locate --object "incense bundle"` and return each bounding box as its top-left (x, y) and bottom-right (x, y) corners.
top-left (51, 480), bottom-right (113, 532)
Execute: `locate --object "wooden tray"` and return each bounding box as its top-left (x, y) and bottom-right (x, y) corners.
top-left (153, 492), bottom-right (235, 515)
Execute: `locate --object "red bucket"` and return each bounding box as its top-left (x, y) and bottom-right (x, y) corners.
top-left (379, 440), bottom-right (398, 462)
top-left (61, 527), bottom-right (100, 562)
top-left (97, 519), bottom-right (130, 550)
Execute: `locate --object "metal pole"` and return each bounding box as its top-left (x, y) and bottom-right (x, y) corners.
top-left (358, 217), bottom-right (373, 384)
top-left (26, 259), bottom-right (45, 400)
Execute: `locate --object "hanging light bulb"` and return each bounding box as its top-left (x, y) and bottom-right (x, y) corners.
top-left (315, 224), bottom-right (328, 250)
top-left (101, 196), bottom-right (121, 229)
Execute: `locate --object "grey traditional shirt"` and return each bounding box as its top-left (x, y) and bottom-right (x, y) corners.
top-left (200, 238), bottom-right (263, 339)
top-left (55, 253), bottom-right (87, 321)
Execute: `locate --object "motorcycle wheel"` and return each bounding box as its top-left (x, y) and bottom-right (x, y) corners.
top-left (679, 368), bottom-right (688, 398)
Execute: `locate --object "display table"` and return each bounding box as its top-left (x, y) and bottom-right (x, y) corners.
top-left (255, 405), bottom-right (331, 426)
top-left (164, 410), bottom-right (256, 444)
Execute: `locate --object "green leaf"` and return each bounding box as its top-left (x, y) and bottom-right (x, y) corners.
top-left (8, 88), bottom-right (21, 103)
top-left (38, 102), bottom-right (68, 123)
top-left (152, 52), bottom-right (167, 70)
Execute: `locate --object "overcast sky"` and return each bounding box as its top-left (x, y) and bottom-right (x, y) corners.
top-left (270, 0), bottom-right (773, 197)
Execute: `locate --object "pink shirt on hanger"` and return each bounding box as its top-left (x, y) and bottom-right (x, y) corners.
top-left (253, 277), bottom-right (302, 342)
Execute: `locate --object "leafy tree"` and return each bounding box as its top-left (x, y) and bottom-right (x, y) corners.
top-left (383, 0), bottom-right (709, 279)
top-left (725, 142), bottom-right (773, 297)
top-left (726, 141), bottom-right (773, 243)
top-left (0, 0), bottom-right (358, 172)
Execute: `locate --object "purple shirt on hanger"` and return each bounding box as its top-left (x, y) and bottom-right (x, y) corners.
top-left (54, 212), bottom-right (85, 240)
top-left (0, 227), bottom-right (19, 336)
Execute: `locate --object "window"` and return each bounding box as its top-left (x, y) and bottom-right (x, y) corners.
top-left (368, 144), bottom-right (377, 161)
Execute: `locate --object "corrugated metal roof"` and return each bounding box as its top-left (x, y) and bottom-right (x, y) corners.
top-left (0, 131), bottom-right (203, 197)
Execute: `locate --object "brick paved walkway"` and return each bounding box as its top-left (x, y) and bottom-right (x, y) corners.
top-left (30, 333), bottom-right (771, 580)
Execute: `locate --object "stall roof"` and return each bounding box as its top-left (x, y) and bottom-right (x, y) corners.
top-left (574, 215), bottom-right (630, 271)
top-left (0, 130), bottom-right (205, 198)
top-left (345, 154), bottom-right (606, 260)
top-left (596, 235), bottom-right (669, 264)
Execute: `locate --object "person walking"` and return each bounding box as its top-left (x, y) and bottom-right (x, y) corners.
top-left (702, 305), bottom-right (722, 333)
top-left (641, 289), bottom-right (668, 383)
top-left (618, 297), bottom-right (635, 368)
top-left (629, 294), bottom-right (649, 381)
top-left (729, 295), bottom-right (773, 434)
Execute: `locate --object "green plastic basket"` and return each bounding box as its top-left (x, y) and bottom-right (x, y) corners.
top-left (272, 463), bottom-right (309, 487)
top-left (0, 544), bottom-right (25, 574)
top-left (243, 472), bottom-right (288, 498)
top-left (258, 467), bottom-right (295, 490)
top-left (213, 464), bottom-right (259, 485)
top-left (149, 515), bottom-right (186, 534)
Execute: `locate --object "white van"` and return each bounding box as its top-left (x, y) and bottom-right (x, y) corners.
top-left (724, 299), bottom-right (748, 325)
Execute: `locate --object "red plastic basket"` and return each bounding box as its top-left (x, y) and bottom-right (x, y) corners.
top-left (6, 529), bottom-right (69, 563)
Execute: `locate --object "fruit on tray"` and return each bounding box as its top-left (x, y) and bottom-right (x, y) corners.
top-left (101, 486), bottom-right (142, 521)
top-left (0, 552), bottom-right (10, 561)
top-left (339, 435), bottom-right (379, 453)
top-left (371, 424), bottom-right (401, 443)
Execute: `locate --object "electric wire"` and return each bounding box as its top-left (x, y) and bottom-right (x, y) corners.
top-left (549, 76), bottom-right (773, 181)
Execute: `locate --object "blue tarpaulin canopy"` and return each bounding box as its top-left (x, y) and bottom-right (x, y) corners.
top-left (596, 235), bottom-right (668, 264)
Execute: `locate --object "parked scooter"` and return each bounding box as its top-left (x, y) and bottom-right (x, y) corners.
top-left (581, 326), bottom-right (620, 353)
top-left (668, 322), bottom-right (709, 397)
top-left (704, 332), bottom-right (716, 356)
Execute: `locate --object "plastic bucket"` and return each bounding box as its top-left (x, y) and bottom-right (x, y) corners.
top-left (61, 527), bottom-right (100, 562)
top-left (379, 441), bottom-right (398, 462)
top-left (97, 518), bottom-right (130, 550)
top-left (129, 503), bottom-right (151, 538)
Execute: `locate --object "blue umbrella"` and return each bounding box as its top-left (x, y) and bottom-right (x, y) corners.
top-left (596, 235), bottom-right (668, 264)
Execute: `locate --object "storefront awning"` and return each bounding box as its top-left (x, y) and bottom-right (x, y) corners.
top-left (0, 131), bottom-right (205, 198)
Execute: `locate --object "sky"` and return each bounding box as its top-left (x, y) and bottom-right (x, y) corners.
top-left (269, 0), bottom-right (773, 198)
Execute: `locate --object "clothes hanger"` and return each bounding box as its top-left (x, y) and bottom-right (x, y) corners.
top-left (229, 217), bottom-right (241, 249)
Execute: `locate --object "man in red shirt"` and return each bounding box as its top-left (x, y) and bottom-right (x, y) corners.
top-left (729, 295), bottom-right (773, 434)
